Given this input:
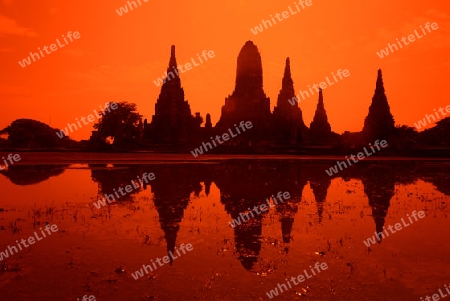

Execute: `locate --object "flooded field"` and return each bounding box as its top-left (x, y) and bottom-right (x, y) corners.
top-left (0, 154), bottom-right (449, 300)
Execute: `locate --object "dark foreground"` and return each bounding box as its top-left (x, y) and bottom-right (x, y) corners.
top-left (0, 154), bottom-right (449, 300)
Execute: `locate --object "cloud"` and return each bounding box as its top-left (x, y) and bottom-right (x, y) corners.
top-left (0, 14), bottom-right (39, 37)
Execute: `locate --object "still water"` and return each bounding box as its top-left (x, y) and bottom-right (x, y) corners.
top-left (0, 156), bottom-right (449, 300)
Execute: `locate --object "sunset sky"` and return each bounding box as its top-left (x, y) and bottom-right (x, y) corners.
top-left (1, 0), bottom-right (450, 140)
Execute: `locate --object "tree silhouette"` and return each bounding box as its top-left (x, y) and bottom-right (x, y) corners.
top-left (93, 102), bottom-right (142, 147)
top-left (2, 119), bottom-right (74, 148)
top-left (419, 117), bottom-right (450, 146)
top-left (393, 125), bottom-right (419, 149)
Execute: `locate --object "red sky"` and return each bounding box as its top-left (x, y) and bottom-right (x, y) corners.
top-left (1, 0), bottom-right (450, 140)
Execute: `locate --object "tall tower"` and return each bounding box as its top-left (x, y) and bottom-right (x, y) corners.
top-left (272, 58), bottom-right (308, 144)
top-left (149, 46), bottom-right (201, 143)
top-left (309, 89), bottom-right (332, 144)
top-left (362, 69), bottom-right (395, 141)
top-left (216, 41), bottom-right (272, 136)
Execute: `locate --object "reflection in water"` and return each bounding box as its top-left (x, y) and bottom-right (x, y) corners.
top-left (150, 165), bottom-right (203, 263)
top-left (361, 165), bottom-right (396, 244)
top-left (0, 164), bottom-right (68, 185)
top-left (89, 164), bottom-right (148, 203)
top-left (309, 168), bottom-right (332, 224)
top-left (215, 161), bottom-right (273, 270)
top-left (1, 160), bottom-right (449, 272)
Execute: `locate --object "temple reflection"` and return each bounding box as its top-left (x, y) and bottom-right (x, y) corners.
top-left (2, 160), bottom-right (449, 269)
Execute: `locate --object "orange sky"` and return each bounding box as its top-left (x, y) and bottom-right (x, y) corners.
top-left (1, 0), bottom-right (450, 140)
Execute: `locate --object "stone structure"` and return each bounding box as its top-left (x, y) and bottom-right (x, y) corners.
top-left (362, 69), bottom-right (395, 141)
top-left (205, 113), bottom-right (212, 130)
top-left (309, 89), bottom-right (332, 144)
top-left (272, 58), bottom-right (308, 144)
top-left (215, 41), bottom-right (272, 139)
top-left (143, 43), bottom-right (402, 150)
top-left (147, 45), bottom-right (203, 143)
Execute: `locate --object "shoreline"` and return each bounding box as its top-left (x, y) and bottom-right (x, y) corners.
top-left (0, 152), bottom-right (449, 165)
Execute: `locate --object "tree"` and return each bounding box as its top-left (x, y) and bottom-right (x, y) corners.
top-left (93, 102), bottom-right (142, 148)
top-left (393, 125), bottom-right (419, 149)
top-left (2, 119), bottom-right (75, 149)
top-left (419, 117), bottom-right (450, 146)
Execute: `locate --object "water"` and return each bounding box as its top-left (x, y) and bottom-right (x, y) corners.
top-left (0, 155), bottom-right (449, 300)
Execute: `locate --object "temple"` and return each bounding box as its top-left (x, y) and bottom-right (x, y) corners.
top-left (309, 89), bottom-right (333, 144)
top-left (145, 45), bottom-right (203, 144)
top-left (362, 69), bottom-right (396, 142)
top-left (142, 42), bottom-right (400, 150)
top-left (272, 57), bottom-right (308, 144)
top-left (215, 41), bottom-right (272, 142)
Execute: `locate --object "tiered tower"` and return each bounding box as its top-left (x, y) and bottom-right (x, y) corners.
top-left (309, 89), bottom-right (332, 144)
top-left (216, 41), bottom-right (272, 137)
top-left (272, 58), bottom-right (308, 144)
top-left (362, 69), bottom-right (395, 141)
top-left (149, 46), bottom-right (202, 143)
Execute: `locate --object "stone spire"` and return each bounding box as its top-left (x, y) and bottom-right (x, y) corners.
top-left (309, 89), bottom-right (332, 142)
top-left (216, 41), bottom-right (271, 138)
top-left (375, 69), bottom-right (384, 94)
top-left (277, 58), bottom-right (295, 110)
top-left (313, 89), bottom-right (327, 122)
top-left (234, 41), bottom-right (265, 97)
top-left (205, 113), bottom-right (212, 129)
top-left (362, 69), bottom-right (395, 141)
top-left (148, 45), bottom-right (200, 143)
top-left (282, 58), bottom-right (293, 92)
top-left (162, 45), bottom-right (181, 88)
top-left (169, 45), bottom-right (177, 68)
top-left (273, 57), bottom-right (307, 144)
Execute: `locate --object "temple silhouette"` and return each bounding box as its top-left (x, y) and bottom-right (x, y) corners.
top-left (145, 45), bottom-right (203, 144)
top-left (143, 41), bottom-right (337, 147)
top-left (138, 40), bottom-right (449, 152)
top-left (1, 40), bottom-right (449, 153)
